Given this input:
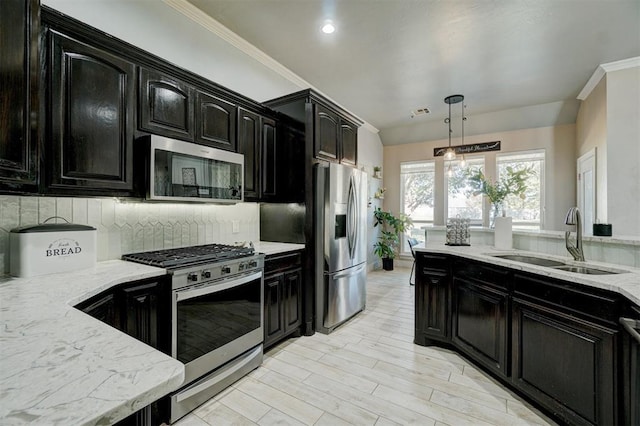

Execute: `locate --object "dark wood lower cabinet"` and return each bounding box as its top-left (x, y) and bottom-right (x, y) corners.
top-left (264, 251), bottom-right (303, 349)
top-left (414, 253), bottom-right (450, 345)
top-left (76, 275), bottom-right (170, 426)
top-left (414, 253), bottom-right (632, 426)
top-left (452, 277), bottom-right (509, 378)
top-left (512, 298), bottom-right (618, 426)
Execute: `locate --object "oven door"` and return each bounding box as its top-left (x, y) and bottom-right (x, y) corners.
top-left (172, 270), bottom-right (263, 384)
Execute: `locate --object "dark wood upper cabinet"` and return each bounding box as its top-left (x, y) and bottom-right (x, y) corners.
top-left (340, 120), bottom-right (357, 166)
top-left (238, 108), bottom-right (260, 199)
top-left (196, 90), bottom-right (237, 151)
top-left (45, 30), bottom-right (135, 194)
top-left (266, 89), bottom-right (361, 166)
top-left (0, 0), bottom-right (39, 192)
top-left (139, 67), bottom-right (195, 141)
top-left (261, 117), bottom-right (277, 199)
top-left (238, 108), bottom-right (278, 201)
top-left (314, 105), bottom-right (339, 162)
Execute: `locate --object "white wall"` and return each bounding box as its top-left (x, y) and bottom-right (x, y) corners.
top-left (576, 78), bottom-right (608, 222)
top-left (357, 128), bottom-right (384, 269)
top-left (383, 124), bottom-right (576, 231)
top-left (606, 67), bottom-right (640, 236)
top-left (576, 64), bottom-right (640, 237)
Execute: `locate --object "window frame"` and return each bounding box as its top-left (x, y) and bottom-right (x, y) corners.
top-left (444, 155), bottom-right (485, 227)
top-left (495, 149), bottom-right (545, 230)
top-left (399, 160), bottom-right (436, 254)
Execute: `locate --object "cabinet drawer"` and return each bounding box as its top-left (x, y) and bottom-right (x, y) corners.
top-left (514, 272), bottom-right (621, 325)
top-left (454, 260), bottom-right (510, 291)
top-left (265, 251), bottom-right (303, 274)
top-left (416, 253), bottom-right (449, 272)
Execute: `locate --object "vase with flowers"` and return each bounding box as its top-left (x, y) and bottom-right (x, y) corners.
top-left (466, 167), bottom-right (533, 228)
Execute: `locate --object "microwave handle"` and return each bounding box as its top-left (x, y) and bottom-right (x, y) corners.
top-left (175, 271), bottom-right (262, 303)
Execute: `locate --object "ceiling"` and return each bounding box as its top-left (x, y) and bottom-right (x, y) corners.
top-left (186, 0), bottom-right (640, 144)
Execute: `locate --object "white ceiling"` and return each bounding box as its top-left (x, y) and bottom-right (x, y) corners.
top-left (186, 0), bottom-right (640, 144)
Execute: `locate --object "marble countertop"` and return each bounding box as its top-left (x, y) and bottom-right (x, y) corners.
top-left (0, 241), bottom-right (305, 424)
top-left (0, 261), bottom-right (185, 425)
top-left (415, 243), bottom-right (640, 306)
top-left (254, 241), bottom-right (305, 256)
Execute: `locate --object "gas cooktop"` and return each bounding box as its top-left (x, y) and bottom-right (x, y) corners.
top-left (122, 243), bottom-right (255, 268)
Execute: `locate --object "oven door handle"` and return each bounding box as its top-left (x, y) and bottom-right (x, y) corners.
top-left (175, 271), bottom-right (262, 303)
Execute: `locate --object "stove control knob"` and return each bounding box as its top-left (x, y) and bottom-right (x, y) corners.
top-left (202, 270), bottom-right (211, 279)
top-left (188, 273), bottom-right (199, 282)
top-left (248, 260), bottom-right (258, 268)
top-left (238, 263), bottom-right (245, 271)
top-left (221, 266), bottom-right (231, 275)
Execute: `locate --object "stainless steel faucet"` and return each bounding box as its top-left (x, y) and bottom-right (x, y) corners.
top-left (565, 207), bottom-right (585, 261)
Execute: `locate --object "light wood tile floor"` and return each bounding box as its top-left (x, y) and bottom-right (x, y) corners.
top-left (175, 268), bottom-right (557, 426)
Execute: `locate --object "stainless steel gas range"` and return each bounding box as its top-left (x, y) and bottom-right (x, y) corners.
top-left (123, 243), bottom-right (264, 423)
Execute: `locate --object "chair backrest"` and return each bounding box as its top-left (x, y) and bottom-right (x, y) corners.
top-left (407, 238), bottom-right (420, 258)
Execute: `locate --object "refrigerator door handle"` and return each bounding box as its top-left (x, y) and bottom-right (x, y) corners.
top-left (330, 262), bottom-right (366, 280)
top-left (346, 175), bottom-right (358, 260)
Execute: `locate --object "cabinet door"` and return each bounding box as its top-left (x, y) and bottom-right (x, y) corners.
top-left (121, 280), bottom-right (164, 351)
top-left (139, 67), bottom-right (195, 140)
top-left (261, 117), bottom-right (277, 199)
top-left (415, 268), bottom-right (449, 341)
top-left (415, 254), bottom-right (450, 345)
top-left (314, 104), bottom-right (339, 162)
top-left (78, 292), bottom-right (119, 330)
top-left (196, 90), bottom-right (236, 151)
top-left (47, 31), bottom-right (135, 194)
top-left (264, 273), bottom-right (284, 347)
top-left (283, 268), bottom-right (302, 334)
top-left (0, 0), bottom-right (38, 191)
top-left (452, 277), bottom-right (509, 377)
top-left (512, 298), bottom-right (618, 425)
top-left (238, 108), bottom-right (260, 200)
top-left (340, 120), bottom-right (357, 166)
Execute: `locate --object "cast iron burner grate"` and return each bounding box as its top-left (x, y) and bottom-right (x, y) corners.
top-left (122, 243), bottom-right (254, 268)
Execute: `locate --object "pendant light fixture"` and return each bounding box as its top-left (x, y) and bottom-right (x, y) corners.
top-left (443, 94), bottom-right (463, 161)
top-left (459, 100), bottom-right (467, 168)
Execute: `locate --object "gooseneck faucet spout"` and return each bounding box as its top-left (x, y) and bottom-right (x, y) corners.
top-left (564, 207), bottom-right (585, 261)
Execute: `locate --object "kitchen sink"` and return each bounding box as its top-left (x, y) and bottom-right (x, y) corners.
top-left (551, 265), bottom-right (626, 275)
top-left (489, 253), bottom-right (629, 275)
top-left (491, 254), bottom-right (566, 267)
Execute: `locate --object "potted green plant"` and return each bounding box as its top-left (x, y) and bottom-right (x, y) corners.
top-left (373, 166), bottom-right (382, 179)
top-left (373, 207), bottom-right (412, 270)
top-left (465, 166), bottom-right (533, 227)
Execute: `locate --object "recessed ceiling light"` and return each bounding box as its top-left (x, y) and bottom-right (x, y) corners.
top-left (321, 20), bottom-right (335, 34)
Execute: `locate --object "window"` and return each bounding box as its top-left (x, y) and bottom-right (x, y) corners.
top-left (446, 157), bottom-right (484, 225)
top-left (497, 151), bottom-right (545, 229)
top-left (400, 161), bottom-right (435, 251)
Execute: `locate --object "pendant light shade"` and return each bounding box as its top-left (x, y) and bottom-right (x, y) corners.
top-left (444, 94), bottom-right (466, 165)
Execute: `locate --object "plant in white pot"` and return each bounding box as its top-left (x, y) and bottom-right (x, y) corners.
top-left (465, 167), bottom-right (533, 228)
top-left (373, 207), bottom-right (412, 270)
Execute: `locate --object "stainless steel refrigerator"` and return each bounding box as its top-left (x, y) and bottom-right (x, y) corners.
top-left (315, 162), bottom-right (368, 333)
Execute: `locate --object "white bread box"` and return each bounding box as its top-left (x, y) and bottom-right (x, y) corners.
top-left (10, 218), bottom-right (97, 278)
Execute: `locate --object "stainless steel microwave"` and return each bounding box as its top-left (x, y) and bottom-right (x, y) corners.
top-left (147, 135), bottom-right (244, 203)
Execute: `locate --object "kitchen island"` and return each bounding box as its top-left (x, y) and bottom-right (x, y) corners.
top-left (413, 243), bottom-right (640, 426)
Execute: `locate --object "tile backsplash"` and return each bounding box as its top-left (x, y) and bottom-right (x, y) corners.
top-left (0, 196), bottom-right (260, 274)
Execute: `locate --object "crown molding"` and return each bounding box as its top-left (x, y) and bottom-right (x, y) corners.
top-left (577, 56), bottom-right (640, 100)
top-left (162, 0), bottom-right (379, 134)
